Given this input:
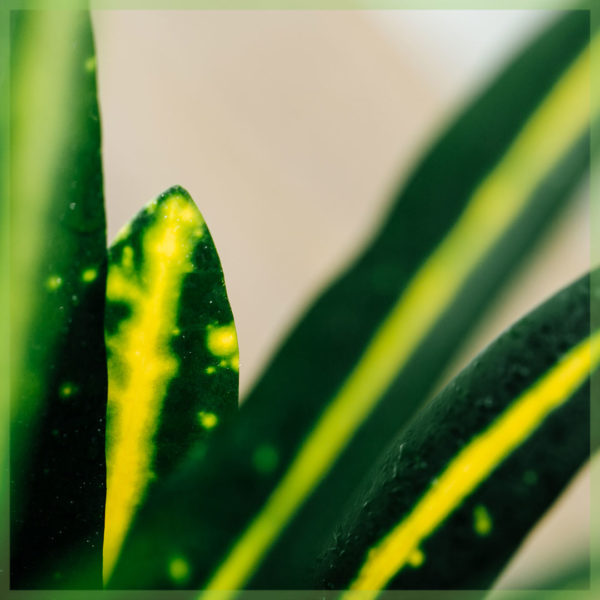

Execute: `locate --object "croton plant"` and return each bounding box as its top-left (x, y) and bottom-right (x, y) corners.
top-left (7, 7), bottom-right (599, 597)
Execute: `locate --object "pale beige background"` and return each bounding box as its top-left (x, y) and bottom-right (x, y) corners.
top-left (92, 10), bottom-right (590, 589)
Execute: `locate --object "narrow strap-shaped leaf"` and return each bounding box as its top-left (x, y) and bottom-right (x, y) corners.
top-left (103, 186), bottom-right (238, 584)
top-left (9, 10), bottom-right (106, 588)
top-left (109, 12), bottom-right (594, 590)
top-left (316, 272), bottom-right (596, 594)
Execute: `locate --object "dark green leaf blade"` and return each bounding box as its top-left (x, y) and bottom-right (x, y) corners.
top-left (9, 10), bottom-right (106, 589)
top-left (316, 271), bottom-right (596, 593)
top-left (103, 185), bottom-right (238, 585)
top-left (109, 12), bottom-right (594, 591)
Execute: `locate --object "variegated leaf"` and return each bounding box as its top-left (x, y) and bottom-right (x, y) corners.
top-left (103, 185), bottom-right (238, 583)
top-left (316, 271), bottom-right (596, 594)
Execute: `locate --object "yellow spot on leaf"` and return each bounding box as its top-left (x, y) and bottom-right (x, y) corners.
top-left (207, 323), bottom-right (239, 370)
top-left (198, 411), bottom-right (219, 430)
top-left (168, 556), bottom-right (190, 583)
top-left (59, 381), bottom-right (77, 398)
top-left (473, 505), bottom-right (493, 536)
top-left (81, 267), bottom-right (98, 283)
top-left (407, 548), bottom-right (425, 568)
top-left (84, 55), bottom-right (96, 72)
top-left (207, 323), bottom-right (237, 357)
top-left (206, 366), bottom-right (216, 375)
top-left (46, 275), bottom-right (62, 291)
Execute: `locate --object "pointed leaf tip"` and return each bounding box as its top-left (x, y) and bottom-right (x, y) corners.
top-left (104, 187), bottom-right (238, 584)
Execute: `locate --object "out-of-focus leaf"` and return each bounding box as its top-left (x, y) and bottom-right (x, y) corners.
top-left (109, 12), bottom-right (595, 591)
top-left (103, 186), bottom-right (238, 584)
top-left (9, 10), bottom-right (106, 589)
top-left (0, 5), bottom-right (9, 592)
top-left (316, 272), bottom-right (596, 594)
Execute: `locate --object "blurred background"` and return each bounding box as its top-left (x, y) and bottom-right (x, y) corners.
top-left (91, 10), bottom-right (590, 589)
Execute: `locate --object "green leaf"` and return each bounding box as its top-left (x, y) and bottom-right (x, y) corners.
top-left (315, 272), bottom-right (596, 593)
top-left (109, 12), bottom-right (594, 591)
top-left (9, 10), bottom-right (106, 589)
top-left (103, 186), bottom-right (239, 584)
top-left (485, 449), bottom-right (600, 598)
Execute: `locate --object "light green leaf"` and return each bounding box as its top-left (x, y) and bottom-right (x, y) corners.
top-left (9, 10), bottom-right (106, 589)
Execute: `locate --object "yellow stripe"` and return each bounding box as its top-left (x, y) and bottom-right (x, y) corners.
top-left (201, 41), bottom-right (592, 597)
top-left (103, 194), bottom-right (204, 584)
top-left (344, 330), bottom-right (600, 598)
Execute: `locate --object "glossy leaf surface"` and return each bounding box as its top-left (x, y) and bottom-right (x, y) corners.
top-left (103, 186), bottom-right (239, 583)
